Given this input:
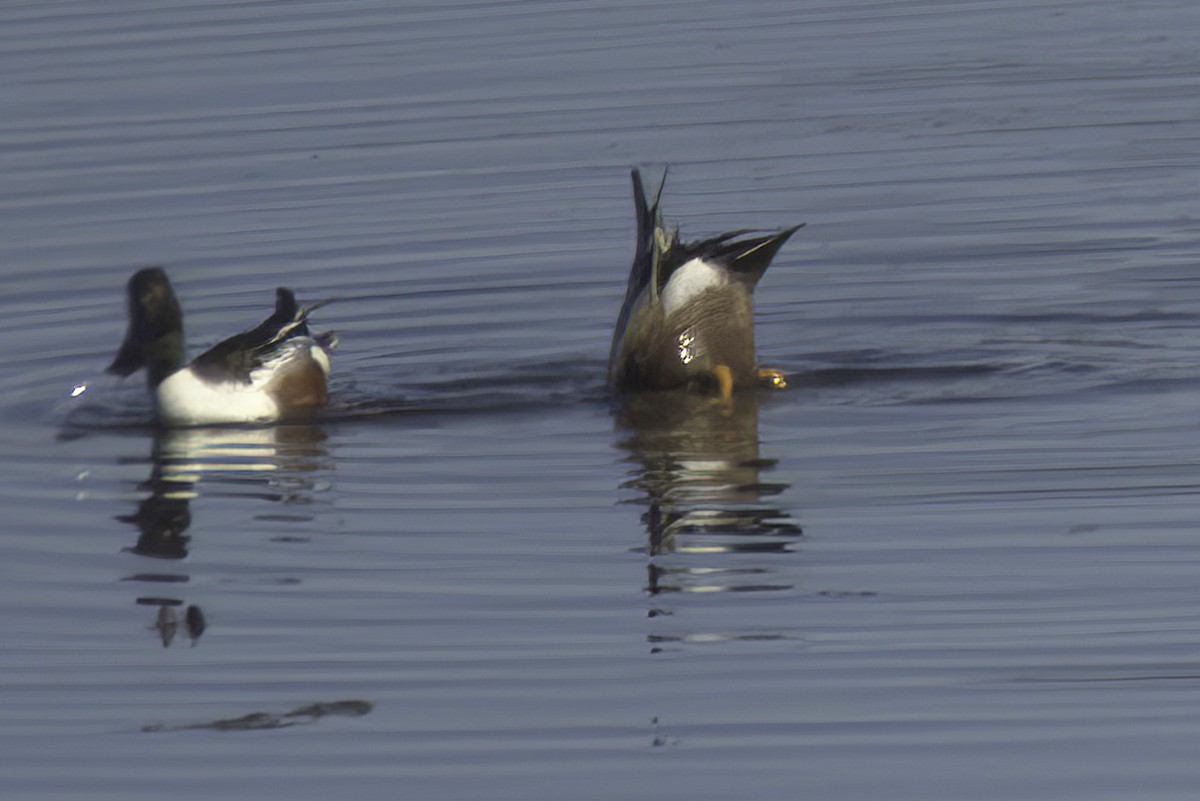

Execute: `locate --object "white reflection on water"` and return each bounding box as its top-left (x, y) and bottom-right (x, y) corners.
top-left (615, 390), bottom-right (802, 649)
top-left (118, 424), bottom-right (330, 646)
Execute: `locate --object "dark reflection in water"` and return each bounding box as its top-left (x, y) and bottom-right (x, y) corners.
top-left (118, 424), bottom-right (329, 647)
top-left (615, 391), bottom-right (801, 650)
top-left (142, 699), bottom-right (372, 733)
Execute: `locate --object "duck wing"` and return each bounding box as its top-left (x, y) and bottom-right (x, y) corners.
top-left (191, 288), bottom-right (326, 383)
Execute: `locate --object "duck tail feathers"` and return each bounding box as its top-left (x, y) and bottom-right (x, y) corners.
top-left (272, 287), bottom-right (299, 321)
top-left (269, 289), bottom-right (336, 340)
top-left (716, 223), bottom-right (804, 286)
top-left (629, 168), bottom-right (655, 296)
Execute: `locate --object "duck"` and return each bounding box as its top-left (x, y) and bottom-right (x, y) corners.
top-left (107, 267), bottom-right (337, 426)
top-left (607, 169), bottom-right (802, 402)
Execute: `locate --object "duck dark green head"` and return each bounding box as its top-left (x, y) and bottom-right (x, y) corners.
top-left (107, 267), bottom-right (185, 388)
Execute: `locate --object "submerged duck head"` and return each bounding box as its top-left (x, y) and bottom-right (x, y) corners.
top-left (608, 169), bottom-right (802, 401)
top-left (108, 266), bottom-right (185, 388)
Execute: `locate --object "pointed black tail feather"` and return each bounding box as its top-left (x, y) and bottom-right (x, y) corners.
top-left (629, 168), bottom-right (655, 299)
top-left (272, 287), bottom-right (298, 322)
top-left (610, 168), bottom-right (669, 370)
top-left (707, 223), bottom-right (805, 286)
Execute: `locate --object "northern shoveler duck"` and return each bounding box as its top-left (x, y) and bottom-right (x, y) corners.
top-left (107, 267), bottom-right (337, 426)
top-left (608, 169), bottom-right (802, 402)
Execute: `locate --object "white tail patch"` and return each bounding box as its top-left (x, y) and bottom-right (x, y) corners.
top-left (661, 258), bottom-right (725, 315)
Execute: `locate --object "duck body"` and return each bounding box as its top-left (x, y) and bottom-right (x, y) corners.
top-left (108, 267), bottom-right (336, 426)
top-left (608, 169), bottom-right (802, 399)
top-left (152, 338), bottom-right (331, 426)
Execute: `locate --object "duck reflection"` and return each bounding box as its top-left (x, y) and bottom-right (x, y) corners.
top-left (616, 391), bottom-right (801, 648)
top-left (119, 423), bottom-right (329, 646)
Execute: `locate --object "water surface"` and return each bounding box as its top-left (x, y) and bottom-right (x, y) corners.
top-left (3, 1), bottom-right (1200, 799)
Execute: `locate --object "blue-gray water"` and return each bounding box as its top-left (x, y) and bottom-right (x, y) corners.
top-left (4, 1), bottom-right (1200, 798)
